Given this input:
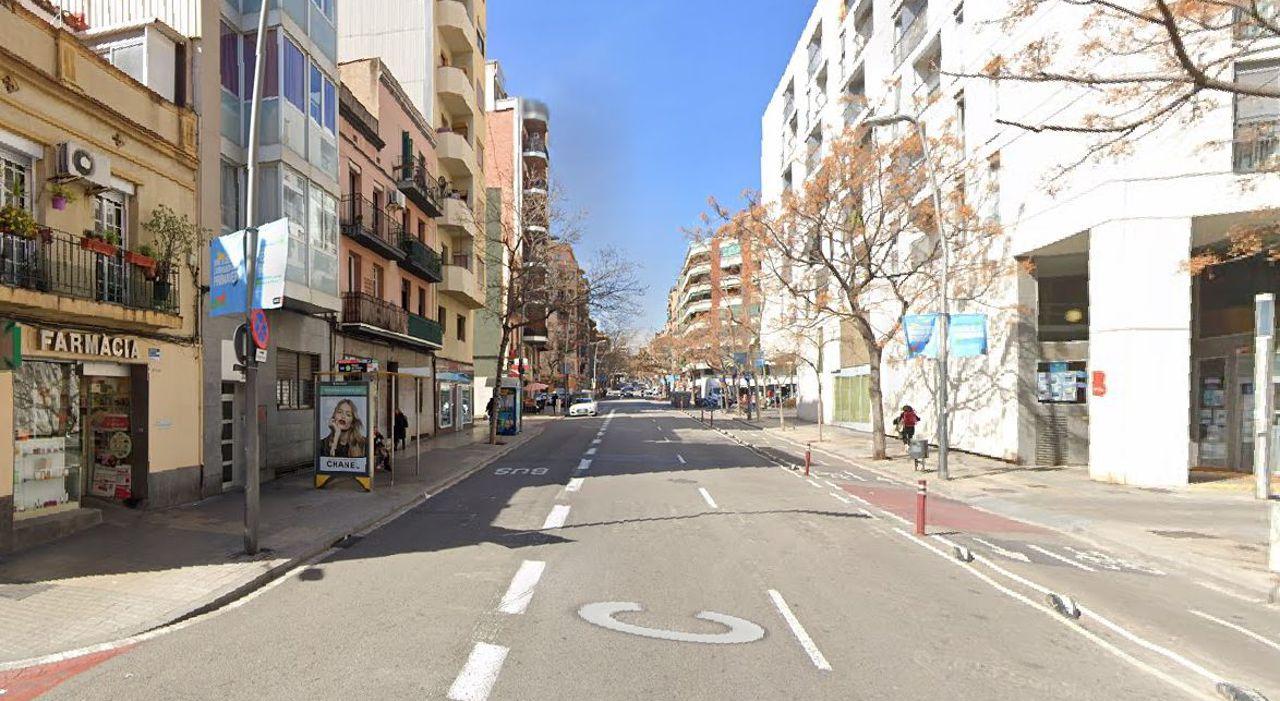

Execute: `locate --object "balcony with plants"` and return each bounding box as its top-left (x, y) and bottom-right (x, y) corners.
top-left (396, 151), bottom-right (445, 218)
top-left (340, 194), bottom-right (405, 261)
top-left (400, 233), bottom-right (444, 283)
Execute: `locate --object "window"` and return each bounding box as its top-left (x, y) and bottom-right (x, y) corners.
top-left (97, 41), bottom-right (144, 85)
top-left (418, 287), bottom-right (426, 316)
top-left (0, 150), bottom-right (31, 209)
top-left (310, 0), bottom-right (333, 18)
top-left (437, 305), bottom-right (447, 329)
top-left (309, 62), bottom-right (322, 125)
top-left (220, 22), bottom-right (239, 96)
top-left (94, 191), bottom-right (127, 247)
top-left (283, 167), bottom-right (308, 283)
top-left (220, 160), bottom-right (240, 232)
top-left (347, 252), bottom-right (361, 293)
top-left (282, 37), bottom-right (305, 110)
top-left (457, 314), bottom-right (466, 341)
top-left (242, 30), bottom-right (279, 99)
top-left (323, 76), bottom-right (336, 133)
top-left (371, 263), bottom-right (384, 298)
top-left (276, 349), bottom-right (319, 409)
top-left (401, 279), bottom-right (411, 309)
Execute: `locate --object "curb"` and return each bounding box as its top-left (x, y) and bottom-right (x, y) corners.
top-left (0, 417), bottom-right (560, 673)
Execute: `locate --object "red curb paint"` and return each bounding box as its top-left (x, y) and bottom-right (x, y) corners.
top-left (843, 483), bottom-right (1044, 534)
top-left (0, 646), bottom-right (133, 700)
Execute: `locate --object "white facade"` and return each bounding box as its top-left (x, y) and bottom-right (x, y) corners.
top-left (760, 0), bottom-right (1280, 486)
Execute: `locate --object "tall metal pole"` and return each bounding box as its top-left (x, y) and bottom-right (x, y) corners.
top-left (914, 119), bottom-right (951, 481)
top-left (1254, 293), bottom-right (1275, 500)
top-left (242, 1), bottom-right (270, 555)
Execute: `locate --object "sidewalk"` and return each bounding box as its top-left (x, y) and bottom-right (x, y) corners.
top-left (0, 415), bottom-right (558, 666)
top-left (725, 410), bottom-right (1280, 602)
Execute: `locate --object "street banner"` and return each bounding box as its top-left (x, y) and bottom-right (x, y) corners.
top-left (209, 218), bottom-right (289, 317)
top-left (949, 314), bottom-right (989, 358)
top-left (903, 314), bottom-right (939, 358)
top-left (315, 382), bottom-right (373, 490)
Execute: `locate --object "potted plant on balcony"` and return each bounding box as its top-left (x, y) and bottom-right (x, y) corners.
top-left (80, 228), bottom-right (119, 256)
top-left (61, 10), bottom-right (89, 31)
top-left (0, 185), bottom-right (37, 240)
top-left (125, 242), bottom-right (158, 279)
top-left (141, 205), bottom-right (200, 305)
top-left (48, 182), bottom-right (76, 211)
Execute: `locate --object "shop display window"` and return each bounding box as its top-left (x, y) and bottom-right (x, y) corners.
top-left (13, 362), bottom-right (82, 515)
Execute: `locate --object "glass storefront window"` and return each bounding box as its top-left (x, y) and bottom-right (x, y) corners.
top-left (439, 383), bottom-right (454, 429)
top-left (13, 362), bottom-right (82, 516)
top-left (460, 387), bottom-right (473, 426)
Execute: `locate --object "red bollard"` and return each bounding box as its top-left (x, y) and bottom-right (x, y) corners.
top-left (805, 443), bottom-right (812, 476)
top-left (915, 479), bottom-right (927, 536)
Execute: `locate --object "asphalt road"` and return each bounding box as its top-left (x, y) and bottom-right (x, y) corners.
top-left (38, 401), bottom-right (1280, 700)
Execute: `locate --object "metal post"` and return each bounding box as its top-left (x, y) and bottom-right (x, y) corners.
top-left (805, 443), bottom-right (811, 477)
top-left (915, 479), bottom-right (928, 536)
top-left (1254, 293), bottom-right (1274, 500)
top-left (415, 377), bottom-right (421, 477)
top-left (390, 374), bottom-right (397, 486)
top-left (916, 121), bottom-right (951, 482)
top-left (241, 0), bottom-right (270, 556)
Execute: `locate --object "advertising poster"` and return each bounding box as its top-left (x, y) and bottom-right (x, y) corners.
top-left (903, 313), bottom-right (939, 358)
top-left (315, 382), bottom-right (372, 480)
top-left (209, 218), bottom-right (289, 317)
top-left (949, 314), bottom-right (988, 358)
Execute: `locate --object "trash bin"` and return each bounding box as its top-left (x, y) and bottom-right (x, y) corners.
top-left (909, 439), bottom-right (929, 461)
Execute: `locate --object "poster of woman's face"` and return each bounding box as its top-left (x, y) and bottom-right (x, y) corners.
top-left (317, 391), bottom-right (369, 473)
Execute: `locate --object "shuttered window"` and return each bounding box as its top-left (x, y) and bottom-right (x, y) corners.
top-left (276, 349), bottom-right (319, 409)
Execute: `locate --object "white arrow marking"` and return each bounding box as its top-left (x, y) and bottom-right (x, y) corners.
top-left (577, 602), bottom-right (764, 644)
top-left (972, 537), bottom-right (1032, 563)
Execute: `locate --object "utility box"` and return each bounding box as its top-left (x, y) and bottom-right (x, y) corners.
top-left (910, 439), bottom-right (929, 461)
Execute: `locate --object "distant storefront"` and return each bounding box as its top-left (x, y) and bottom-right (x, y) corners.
top-left (436, 358), bottom-right (474, 433)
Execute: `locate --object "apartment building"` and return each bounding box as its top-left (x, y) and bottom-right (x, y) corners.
top-left (339, 0), bottom-right (487, 433)
top-left (761, 0), bottom-right (1280, 487)
top-left (542, 242), bottom-right (592, 393)
top-left (482, 59), bottom-right (551, 405)
top-left (666, 233), bottom-right (763, 398)
top-left (336, 58), bottom-right (445, 441)
top-left (1, 2), bottom-right (202, 550)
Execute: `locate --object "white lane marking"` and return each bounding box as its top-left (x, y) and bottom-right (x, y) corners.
top-left (1027, 544), bottom-right (1096, 572)
top-left (842, 492), bottom-right (870, 506)
top-left (698, 487), bottom-right (719, 509)
top-left (578, 602), bottom-right (764, 644)
top-left (874, 476), bottom-right (895, 484)
top-left (656, 426), bottom-right (663, 432)
top-left (447, 642), bottom-right (509, 701)
top-left (585, 447), bottom-right (597, 456)
top-left (892, 529), bottom-right (1210, 697)
top-left (1194, 580), bottom-right (1265, 604)
top-left (1189, 610), bottom-right (1280, 653)
top-left (844, 472), bottom-right (867, 482)
top-left (565, 477), bottom-right (584, 493)
top-left (767, 589), bottom-right (832, 671)
top-left (677, 454), bottom-right (686, 464)
top-left (780, 466), bottom-right (804, 479)
top-left (541, 504), bottom-right (571, 530)
top-left (828, 492), bottom-right (851, 504)
top-left (591, 438), bottom-right (602, 445)
top-left (972, 537), bottom-right (1032, 563)
top-left (858, 508), bottom-right (878, 519)
top-left (806, 479), bottom-right (824, 489)
top-left (577, 459), bottom-right (592, 473)
top-left (497, 560), bottom-right (547, 615)
top-left (822, 479), bottom-right (839, 489)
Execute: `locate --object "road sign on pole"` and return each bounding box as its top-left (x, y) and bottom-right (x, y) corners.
top-left (250, 308), bottom-right (270, 350)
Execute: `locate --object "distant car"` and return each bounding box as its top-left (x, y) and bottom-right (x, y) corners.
top-left (605, 389), bottom-right (620, 399)
top-left (568, 395), bottom-right (598, 417)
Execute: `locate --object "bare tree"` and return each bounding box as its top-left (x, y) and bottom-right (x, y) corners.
top-left (479, 187), bottom-right (641, 443)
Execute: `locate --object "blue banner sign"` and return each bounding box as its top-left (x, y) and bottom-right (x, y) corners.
top-left (903, 313), bottom-right (988, 358)
top-left (209, 218), bottom-right (289, 317)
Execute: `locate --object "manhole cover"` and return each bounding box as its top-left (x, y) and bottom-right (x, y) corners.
top-left (1149, 529), bottom-right (1214, 540)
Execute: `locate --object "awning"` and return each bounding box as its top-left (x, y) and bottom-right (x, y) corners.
top-left (525, 382), bottom-right (549, 391)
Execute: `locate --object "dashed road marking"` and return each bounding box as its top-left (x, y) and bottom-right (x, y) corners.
top-left (576, 458), bottom-right (592, 473)
top-left (1189, 610), bottom-right (1280, 653)
top-left (842, 471), bottom-right (867, 482)
top-left (541, 504), bottom-right (571, 530)
top-left (806, 479), bottom-right (824, 489)
top-left (698, 487), bottom-right (719, 509)
top-left (585, 447), bottom-right (597, 456)
top-left (447, 642), bottom-right (509, 701)
top-left (565, 477), bottom-right (584, 493)
top-left (1027, 544), bottom-right (1096, 572)
top-left (972, 537), bottom-right (1032, 563)
top-left (498, 560), bottom-right (546, 615)
top-left (828, 492), bottom-right (851, 504)
top-left (767, 589), bottom-right (832, 671)
top-left (676, 454), bottom-right (686, 464)
top-left (822, 479), bottom-right (839, 489)
top-left (874, 476), bottom-right (895, 484)
top-left (591, 438), bottom-right (602, 445)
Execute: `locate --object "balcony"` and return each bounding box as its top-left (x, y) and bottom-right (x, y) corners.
top-left (442, 254), bottom-right (485, 309)
top-left (399, 234), bottom-right (444, 283)
top-left (523, 319), bottom-right (549, 346)
top-left (441, 196), bottom-right (477, 238)
top-left (341, 291), bottom-right (441, 349)
top-left (437, 129), bottom-right (479, 178)
top-left (523, 98), bottom-right (550, 126)
top-left (807, 44), bottom-right (825, 76)
top-left (1234, 120), bottom-right (1280, 173)
top-left (341, 195), bottom-right (404, 261)
top-left (408, 311), bottom-right (444, 347)
top-left (436, 0), bottom-right (477, 54)
top-left (894, 8), bottom-right (928, 66)
top-left (0, 227), bottom-right (181, 327)
top-left (396, 157), bottom-right (445, 217)
top-left (437, 65), bottom-right (479, 118)
top-left (523, 134), bottom-right (549, 162)
top-left (524, 177), bottom-right (548, 196)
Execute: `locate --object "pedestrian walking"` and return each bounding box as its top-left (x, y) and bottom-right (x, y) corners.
top-left (893, 405), bottom-right (920, 445)
top-left (393, 409), bottom-right (408, 450)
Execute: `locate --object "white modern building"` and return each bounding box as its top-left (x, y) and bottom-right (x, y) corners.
top-left (760, 0), bottom-right (1280, 487)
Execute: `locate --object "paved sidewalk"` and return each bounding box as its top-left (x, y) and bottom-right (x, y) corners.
top-left (0, 415), bottom-right (558, 666)
top-left (723, 411), bottom-right (1280, 603)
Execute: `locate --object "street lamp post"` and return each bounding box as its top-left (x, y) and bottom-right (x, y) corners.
top-left (865, 112), bottom-right (951, 480)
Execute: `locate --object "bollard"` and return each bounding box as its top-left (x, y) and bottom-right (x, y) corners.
top-left (915, 479), bottom-right (927, 536)
top-left (805, 443), bottom-right (812, 477)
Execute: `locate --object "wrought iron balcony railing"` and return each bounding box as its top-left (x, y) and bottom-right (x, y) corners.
top-left (340, 195), bottom-right (404, 260)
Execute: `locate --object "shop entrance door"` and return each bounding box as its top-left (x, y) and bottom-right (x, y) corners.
top-left (85, 374), bottom-right (134, 501)
top-left (1195, 357), bottom-right (1230, 468)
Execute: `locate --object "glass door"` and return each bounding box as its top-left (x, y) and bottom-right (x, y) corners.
top-left (1196, 357), bottom-right (1229, 467)
top-left (86, 375), bottom-right (134, 500)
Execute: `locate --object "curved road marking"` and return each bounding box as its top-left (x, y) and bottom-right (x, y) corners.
top-left (577, 602), bottom-right (765, 644)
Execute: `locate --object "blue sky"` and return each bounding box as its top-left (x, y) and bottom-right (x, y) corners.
top-left (488, 0), bottom-right (812, 335)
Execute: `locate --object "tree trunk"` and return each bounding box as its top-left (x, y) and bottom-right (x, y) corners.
top-left (488, 327), bottom-right (511, 445)
top-left (866, 342), bottom-right (887, 459)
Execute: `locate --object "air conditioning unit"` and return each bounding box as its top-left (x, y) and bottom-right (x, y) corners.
top-left (387, 189), bottom-right (406, 210)
top-left (55, 142), bottom-right (113, 191)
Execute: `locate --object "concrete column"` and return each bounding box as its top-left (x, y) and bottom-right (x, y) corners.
top-left (1088, 218), bottom-right (1192, 486)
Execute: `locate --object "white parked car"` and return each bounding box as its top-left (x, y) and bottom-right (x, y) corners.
top-left (568, 395), bottom-right (598, 417)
